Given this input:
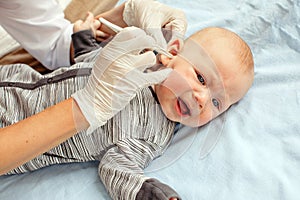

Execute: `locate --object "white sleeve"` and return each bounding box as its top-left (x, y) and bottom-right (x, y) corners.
top-left (0, 0), bottom-right (73, 70)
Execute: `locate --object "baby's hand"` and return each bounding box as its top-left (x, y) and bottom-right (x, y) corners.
top-left (73, 12), bottom-right (110, 41)
top-left (136, 178), bottom-right (181, 200)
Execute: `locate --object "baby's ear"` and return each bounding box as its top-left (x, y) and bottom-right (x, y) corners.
top-left (168, 39), bottom-right (181, 56)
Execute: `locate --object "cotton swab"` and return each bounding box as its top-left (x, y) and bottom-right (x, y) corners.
top-left (98, 17), bottom-right (173, 58)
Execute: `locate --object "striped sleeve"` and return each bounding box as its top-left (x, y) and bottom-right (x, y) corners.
top-left (98, 138), bottom-right (163, 200)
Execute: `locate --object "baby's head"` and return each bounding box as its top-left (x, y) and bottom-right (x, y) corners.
top-left (154, 27), bottom-right (254, 127)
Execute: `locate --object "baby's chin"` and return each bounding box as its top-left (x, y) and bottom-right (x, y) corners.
top-left (179, 119), bottom-right (203, 128)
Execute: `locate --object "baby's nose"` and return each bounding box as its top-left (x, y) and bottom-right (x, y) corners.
top-left (194, 88), bottom-right (210, 109)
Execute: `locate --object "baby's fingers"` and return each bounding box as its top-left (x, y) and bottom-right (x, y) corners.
top-left (85, 12), bottom-right (95, 23)
top-left (95, 30), bottom-right (111, 42)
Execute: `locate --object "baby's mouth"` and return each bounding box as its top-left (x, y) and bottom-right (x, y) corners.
top-left (176, 97), bottom-right (191, 116)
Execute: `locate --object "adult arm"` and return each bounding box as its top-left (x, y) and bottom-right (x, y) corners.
top-left (0, 0), bottom-right (73, 69)
top-left (0, 27), bottom-right (170, 175)
top-left (0, 0), bottom-right (124, 69)
top-left (0, 98), bottom-right (89, 175)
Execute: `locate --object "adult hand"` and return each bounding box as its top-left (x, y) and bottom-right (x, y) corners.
top-left (72, 27), bottom-right (172, 133)
top-left (123, 0), bottom-right (187, 54)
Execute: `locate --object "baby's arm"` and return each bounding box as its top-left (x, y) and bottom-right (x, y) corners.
top-left (71, 12), bottom-right (110, 62)
top-left (98, 138), bottom-right (181, 200)
top-left (71, 29), bottom-right (100, 61)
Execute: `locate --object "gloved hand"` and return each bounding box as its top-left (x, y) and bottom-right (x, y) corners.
top-left (123, 0), bottom-right (187, 54)
top-left (72, 27), bottom-right (172, 134)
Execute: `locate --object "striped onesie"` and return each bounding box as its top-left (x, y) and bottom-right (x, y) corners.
top-left (0, 60), bottom-right (180, 199)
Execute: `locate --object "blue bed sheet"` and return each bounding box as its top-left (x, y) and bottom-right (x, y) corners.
top-left (1, 0), bottom-right (300, 199)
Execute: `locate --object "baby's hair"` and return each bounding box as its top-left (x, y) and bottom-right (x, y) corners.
top-left (190, 27), bottom-right (254, 76)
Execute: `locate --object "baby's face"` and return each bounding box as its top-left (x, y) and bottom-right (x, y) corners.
top-left (154, 37), bottom-right (252, 127)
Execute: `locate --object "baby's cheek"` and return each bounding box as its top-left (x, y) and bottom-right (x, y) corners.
top-left (161, 70), bottom-right (191, 97)
top-left (197, 110), bottom-right (214, 127)
top-left (159, 100), bottom-right (177, 122)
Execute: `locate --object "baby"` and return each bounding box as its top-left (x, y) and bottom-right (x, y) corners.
top-left (73, 13), bottom-right (254, 129)
top-left (157, 27), bottom-right (254, 128)
top-left (0, 15), bottom-right (254, 200)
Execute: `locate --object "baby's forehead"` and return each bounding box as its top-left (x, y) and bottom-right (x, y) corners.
top-left (180, 38), bottom-right (217, 72)
top-left (187, 32), bottom-right (250, 78)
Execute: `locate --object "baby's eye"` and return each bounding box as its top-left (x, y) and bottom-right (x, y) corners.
top-left (212, 98), bottom-right (220, 109)
top-left (197, 74), bottom-right (205, 85)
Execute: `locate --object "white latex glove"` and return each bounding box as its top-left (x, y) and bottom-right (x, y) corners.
top-left (123, 0), bottom-right (187, 54)
top-left (72, 27), bottom-right (172, 134)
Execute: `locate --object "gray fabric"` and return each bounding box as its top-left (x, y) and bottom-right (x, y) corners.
top-left (136, 178), bottom-right (181, 200)
top-left (0, 62), bottom-right (176, 200)
top-left (71, 29), bottom-right (100, 58)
